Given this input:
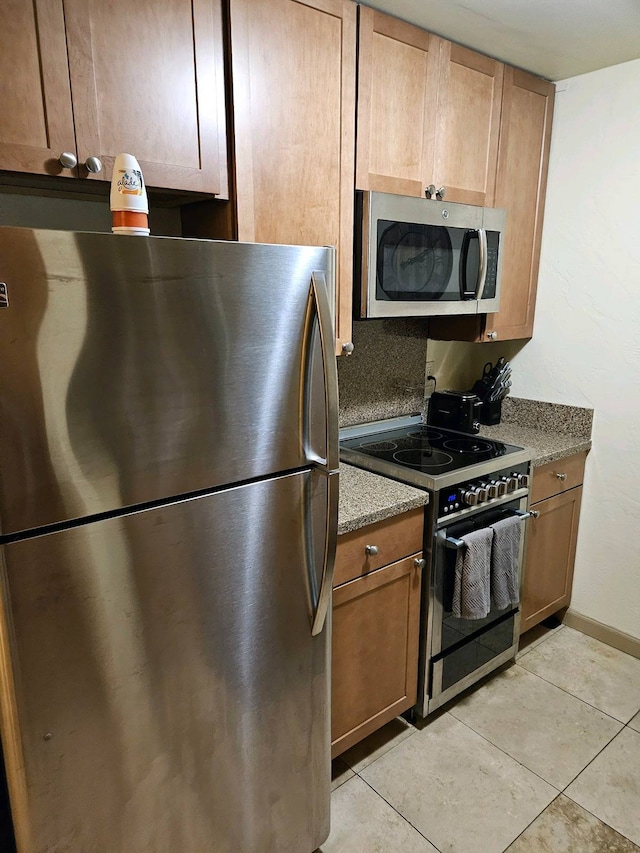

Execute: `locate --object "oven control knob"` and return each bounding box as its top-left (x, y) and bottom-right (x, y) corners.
top-left (462, 488), bottom-right (479, 506)
top-left (486, 482), bottom-right (500, 499)
top-left (476, 486), bottom-right (489, 503)
top-left (514, 473), bottom-right (529, 488)
top-left (502, 476), bottom-right (518, 493)
top-left (493, 479), bottom-right (508, 497)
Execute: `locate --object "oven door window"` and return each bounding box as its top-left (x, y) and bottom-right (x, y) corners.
top-left (376, 220), bottom-right (480, 302)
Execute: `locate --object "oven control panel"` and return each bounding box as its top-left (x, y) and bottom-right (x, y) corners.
top-left (438, 461), bottom-right (530, 517)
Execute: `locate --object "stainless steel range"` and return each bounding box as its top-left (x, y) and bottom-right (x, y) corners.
top-left (340, 415), bottom-right (533, 717)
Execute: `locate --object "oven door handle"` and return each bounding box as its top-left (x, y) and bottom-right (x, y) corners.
top-left (444, 509), bottom-right (532, 551)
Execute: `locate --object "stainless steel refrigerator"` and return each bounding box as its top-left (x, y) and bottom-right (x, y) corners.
top-left (0, 227), bottom-right (338, 853)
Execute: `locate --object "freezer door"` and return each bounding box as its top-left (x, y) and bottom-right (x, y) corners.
top-left (0, 471), bottom-right (330, 853)
top-left (0, 228), bottom-right (337, 534)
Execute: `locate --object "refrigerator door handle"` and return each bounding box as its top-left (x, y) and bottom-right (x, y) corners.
top-left (311, 469), bottom-right (339, 636)
top-left (303, 270), bottom-right (339, 472)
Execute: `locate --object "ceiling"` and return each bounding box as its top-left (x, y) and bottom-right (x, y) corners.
top-left (364, 0), bottom-right (640, 81)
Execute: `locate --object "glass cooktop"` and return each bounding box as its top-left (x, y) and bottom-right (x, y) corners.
top-left (340, 418), bottom-right (530, 490)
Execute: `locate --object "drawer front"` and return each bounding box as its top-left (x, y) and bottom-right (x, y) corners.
top-left (530, 451), bottom-right (586, 504)
top-left (334, 507), bottom-right (424, 587)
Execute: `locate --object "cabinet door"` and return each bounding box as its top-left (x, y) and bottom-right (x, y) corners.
top-left (331, 553), bottom-right (422, 758)
top-left (355, 7), bottom-right (439, 197)
top-left (0, 0), bottom-right (76, 177)
top-left (520, 486), bottom-right (582, 634)
top-left (230, 0), bottom-right (356, 356)
top-left (63, 0), bottom-right (227, 195)
top-left (434, 42), bottom-right (503, 206)
top-left (484, 68), bottom-right (555, 341)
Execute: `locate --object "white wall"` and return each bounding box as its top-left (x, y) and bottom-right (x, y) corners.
top-left (510, 59), bottom-right (640, 639)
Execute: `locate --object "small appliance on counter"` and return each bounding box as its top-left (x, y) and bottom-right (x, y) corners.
top-left (427, 390), bottom-right (482, 434)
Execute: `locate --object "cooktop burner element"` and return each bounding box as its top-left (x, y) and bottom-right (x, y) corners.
top-left (392, 448), bottom-right (453, 470)
top-left (340, 416), bottom-right (530, 491)
top-left (443, 437), bottom-right (493, 454)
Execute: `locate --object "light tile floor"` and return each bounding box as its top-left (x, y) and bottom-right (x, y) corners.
top-left (321, 625), bottom-right (640, 853)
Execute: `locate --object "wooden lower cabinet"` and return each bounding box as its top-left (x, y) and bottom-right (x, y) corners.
top-left (331, 510), bottom-right (424, 758)
top-left (520, 453), bottom-right (586, 634)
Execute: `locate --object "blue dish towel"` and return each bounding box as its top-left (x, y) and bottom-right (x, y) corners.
top-left (452, 527), bottom-right (493, 620)
top-left (490, 515), bottom-right (522, 610)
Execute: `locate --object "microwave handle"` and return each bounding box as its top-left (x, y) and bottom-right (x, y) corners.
top-left (475, 229), bottom-right (489, 299)
top-left (460, 229), bottom-right (480, 299)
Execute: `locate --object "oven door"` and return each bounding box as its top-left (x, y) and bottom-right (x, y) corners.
top-left (428, 496), bottom-right (528, 711)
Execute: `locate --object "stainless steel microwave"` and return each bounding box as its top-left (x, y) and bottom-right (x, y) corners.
top-left (355, 191), bottom-right (506, 319)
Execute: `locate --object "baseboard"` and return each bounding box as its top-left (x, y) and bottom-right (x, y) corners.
top-left (563, 609), bottom-right (640, 660)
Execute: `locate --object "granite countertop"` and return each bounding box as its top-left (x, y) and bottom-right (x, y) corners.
top-left (479, 423), bottom-right (591, 467)
top-left (338, 463), bottom-right (429, 535)
top-left (479, 397), bottom-right (593, 467)
top-left (336, 398), bottom-right (593, 532)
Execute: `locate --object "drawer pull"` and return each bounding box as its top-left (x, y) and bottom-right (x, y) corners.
top-left (414, 558), bottom-right (426, 570)
top-left (365, 544), bottom-right (379, 556)
top-left (530, 510), bottom-right (540, 519)
top-left (555, 472), bottom-right (567, 481)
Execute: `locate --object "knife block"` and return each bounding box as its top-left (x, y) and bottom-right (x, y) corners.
top-left (479, 399), bottom-right (502, 426)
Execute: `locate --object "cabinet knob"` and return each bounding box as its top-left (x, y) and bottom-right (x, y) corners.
top-left (341, 341), bottom-right (354, 356)
top-left (365, 544), bottom-right (378, 556)
top-left (487, 330), bottom-right (498, 340)
top-left (436, 186), bottom-right (446, 200)
top-left (530, 509), bottom-right (540, 519)
top-left (414, 558), bottom-right (426, 570)
top-left (85, 156), bottom-right (103, 174)
top-left (425, 184), bottom-right (436, 199)
top-left (555, 472), bottom-right (567, 481)
top-left (59, 152), bottom-right (77, 169)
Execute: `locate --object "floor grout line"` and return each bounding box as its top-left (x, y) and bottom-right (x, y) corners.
top-left (558, 722), bottom-right (628, 792)
top-left (450, 712), bottom-right (563, 793)
top-left (562, 787), bottom-right (640, 849)
top-left (499, 792), bottom-right (564, 853)
top-left (356, 774), bottom-right (444, 853)
top-left (511, 662), bottom-right (632, 724)
top-left (514, 661), bottom-right (640, 724)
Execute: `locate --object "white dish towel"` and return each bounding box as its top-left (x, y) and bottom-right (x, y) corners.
top-left (452, 527), bottom-right (493, 620)
top-left (490, 515), bottom-right (522, 610)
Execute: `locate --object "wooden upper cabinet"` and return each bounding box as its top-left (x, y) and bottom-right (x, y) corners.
top-left (63, 0), bottom-right (227, 194)
top-left (0, 0), bottom-right (76, 177)
top-left (230, 0), bottom-right (357, 355)
top-left (485, 68), bottom-right (555, 340)
top-left (434, 42), bottom-right (503, 206)
top-left (356, 9), bottom-right (502, 205)
top-left (356, 7), bottom-right (438, 196)
top-left (0, 0), bottom-right (227, 194)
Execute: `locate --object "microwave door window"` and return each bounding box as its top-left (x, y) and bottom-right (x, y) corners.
top-left (376, 221), bottom-right (454, 301)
